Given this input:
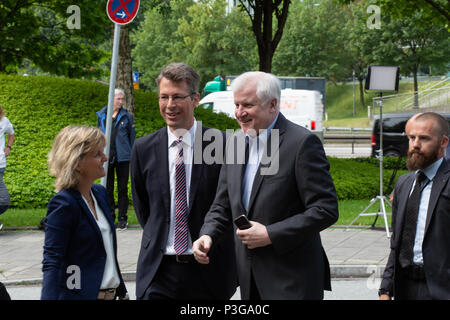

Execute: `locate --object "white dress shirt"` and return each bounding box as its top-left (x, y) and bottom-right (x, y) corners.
top-left (165, 120), bottom-right (197, 255)
top-left (242, 113), bottom-right (279, 211)
top-left (82, 191), bottom-right (120, 289)
top-left (411, 157), bottom-right (443, 265)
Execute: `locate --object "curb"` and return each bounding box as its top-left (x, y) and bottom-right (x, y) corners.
top-left (330, 265), bottom-right (385, 278)
top-left (3, 266), bottom-right (386, 287)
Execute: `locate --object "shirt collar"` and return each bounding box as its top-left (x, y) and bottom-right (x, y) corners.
top-left (420, 157), bottom-right (443, 182)
top-left (245, 112), bottom-right (280, 144)
top-left (167, 119), bottom-right (197, 149)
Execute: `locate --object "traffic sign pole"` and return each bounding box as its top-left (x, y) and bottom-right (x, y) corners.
top-left (101, 23), bottom-right (121, 187)
top-left (102, 0), bottom-right (139, 187)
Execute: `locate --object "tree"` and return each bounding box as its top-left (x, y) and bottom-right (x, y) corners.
top-left (375, 10), bottom-right (449, 107)
top-left (178, 0), bottom-right (257, 83)
top-left (131, 0), bottom-right (257, 91)
top-left (116, 25), bottom-right (135, 115)
top-left (345, 1), bottom-right (387, 107)
top-left (273, 0), bottom-right (353, 82)
top-left (114, 0), bottom-right (171, 115)
top-left (0, 1), bottom-right (110, 77)
top-left (131, 0), bottom-right (193, 91)
top-left (338, 0), bottom-right (449, 23)
top-left (239, 0), bottom-right (291, 72)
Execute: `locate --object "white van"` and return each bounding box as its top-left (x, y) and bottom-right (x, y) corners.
top-left (199, 89), bottom-right (324, 137)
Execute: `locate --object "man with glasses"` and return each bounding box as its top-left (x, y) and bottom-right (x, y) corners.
top-left (130, 63), bottom-right (237, 300)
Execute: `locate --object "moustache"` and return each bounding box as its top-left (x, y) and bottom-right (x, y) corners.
top-left (408, 149), bottom-right (424, 157)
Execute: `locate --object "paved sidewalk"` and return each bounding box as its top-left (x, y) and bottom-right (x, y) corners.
top-left (0, 226), bottom-right (391, 285)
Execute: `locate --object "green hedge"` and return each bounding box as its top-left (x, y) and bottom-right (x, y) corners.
top-left (0, 73), bottom-right (239, 208)
top-left (0, 73), bottom-right (407, 208)
top-left (329, 157), bottom-right (408, 200)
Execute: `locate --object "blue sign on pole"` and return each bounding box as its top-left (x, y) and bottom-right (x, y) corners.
top-left (133, 72), bottom-right (139, 83)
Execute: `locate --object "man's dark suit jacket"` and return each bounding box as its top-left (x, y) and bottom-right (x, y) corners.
top-left (380, 159), bottom-right (450, 299)
top-left (131, 125), bottom-right (237, 300)
top-left (200, 113), bottom-right (339, 300)
top-left (41, 185), bottom-right (127, 300)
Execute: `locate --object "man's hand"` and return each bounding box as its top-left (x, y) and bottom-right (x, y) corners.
top-left (236, 221), bottom-right (271, 249)
top-left (379, 294), bottom-right (391, 300)
top-left (193, 235), bottom-right (213, 264)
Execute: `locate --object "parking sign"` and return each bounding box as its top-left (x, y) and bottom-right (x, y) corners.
top-left (106, 0), bottom-right (140, 25)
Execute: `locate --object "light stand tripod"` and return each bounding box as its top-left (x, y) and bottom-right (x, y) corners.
top-left (346, 93), bottom-right (392, 238)
top-left (346, 66), bottom-right (399, 238)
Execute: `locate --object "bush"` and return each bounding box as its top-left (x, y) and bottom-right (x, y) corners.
top-left (329, 157), bottom-right (408, 200)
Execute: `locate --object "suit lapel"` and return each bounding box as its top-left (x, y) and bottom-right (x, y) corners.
top-left (394, 174), bottom-right (414, 238)
top-left (424, 160), bottom-right (449, 235)
top-left (156, 129), bottom-right (171, 216)
top-left (71, 189), bottom-right (103, 243)
top-left (247, 113), bottom-right (286, 216)
top-left (188, 125), bottom-right (205, 213)
top-left (92, 187), bottom-right (115, 230)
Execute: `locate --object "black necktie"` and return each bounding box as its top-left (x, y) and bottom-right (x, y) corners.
top-left (398, 171), bottom-right (428, 268)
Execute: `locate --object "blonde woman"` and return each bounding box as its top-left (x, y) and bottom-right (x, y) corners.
top-left (0, 105), bottom-right (14, 230)
top-left (41, 125), bottom-right (128, 300)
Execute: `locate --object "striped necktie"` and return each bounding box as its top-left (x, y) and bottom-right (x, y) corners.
top-left (173, 139), bottom-right (189, 255)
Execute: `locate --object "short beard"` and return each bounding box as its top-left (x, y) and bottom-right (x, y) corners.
top-left (406, 149), bottom-right (439, 171)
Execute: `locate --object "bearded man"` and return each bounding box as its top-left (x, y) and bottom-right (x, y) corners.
top-left (379, 112), bottom-right (450, 300)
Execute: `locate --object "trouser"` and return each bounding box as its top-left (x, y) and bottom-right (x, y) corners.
top-left (396, 266), bottom-right (432, 300)
top-left (106, 161), bottom-right (130, 222)
top-left (141, 255), bottom-right (214, 300)
top-left (0, 167), bottom-right (10, 216)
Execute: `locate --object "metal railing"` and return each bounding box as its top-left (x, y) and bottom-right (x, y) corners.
top-left (372, 77), bottom-right (450, 113)
top-left (324, 127), bottom-right (372, 154)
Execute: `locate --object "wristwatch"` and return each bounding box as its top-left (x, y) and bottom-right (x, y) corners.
top-left (6, 145), bottom-right (11, 150)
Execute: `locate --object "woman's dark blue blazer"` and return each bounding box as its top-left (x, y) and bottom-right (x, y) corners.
top-left (41, 184), bottom-right (127, 300)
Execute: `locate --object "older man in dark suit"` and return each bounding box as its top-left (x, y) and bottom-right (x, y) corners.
top-left (130, 63), bottom-right (237, 300)
top-left (379, 112), bottom-right (450, 300)
top-left (193, 71), bottom-right (338, 300)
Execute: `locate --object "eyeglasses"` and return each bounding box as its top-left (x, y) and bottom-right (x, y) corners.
top-left (158, 94), bottom-right (193, 103)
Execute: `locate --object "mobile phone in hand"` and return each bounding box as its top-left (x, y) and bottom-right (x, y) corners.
top-left (233, 214), bottom-right (252, 230)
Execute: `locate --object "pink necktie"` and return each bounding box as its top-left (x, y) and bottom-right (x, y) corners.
top-left (174, 139), bottom-right (188, 254)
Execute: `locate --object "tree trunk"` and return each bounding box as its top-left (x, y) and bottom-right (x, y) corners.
top-left (115, 25), bottom-right (135, 116)
top-left (243, 0), bottom-right (290, 73)
top-left (359, 78), bottom-right (365, 107)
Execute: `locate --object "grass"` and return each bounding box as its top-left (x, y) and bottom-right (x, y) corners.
top-left (337, 199), bottom-right (392, 226)
top-left (324, 80), bottom-right (444, 125)
top-left (0, 208), bottom-right (140, 228)
top-left (324, 116), bottom-right (371, 128)
top-left (0, 199), bottom-right (391, 228)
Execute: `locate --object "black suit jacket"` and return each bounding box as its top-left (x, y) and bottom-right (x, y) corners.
top-left (41, 185), bottom-right (127, 300)
top-left (200, 114), bottom-right (339, 300)
top-left (380, 159), bottom-right (450, 299)
top-left (131, 125), bottom-right (237, 299)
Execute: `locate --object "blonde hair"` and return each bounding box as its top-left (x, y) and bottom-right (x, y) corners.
top-left (48, 125), bottom-right (106, 192)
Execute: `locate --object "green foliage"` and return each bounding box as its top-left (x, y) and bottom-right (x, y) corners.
top-left (178, 0), bottom-right (258, 82)
top-left (0, 0), bottom-right (110, 77)
top-left (131, 0), bottom-right (257, 91)
top-left (273, 0), bottom-right (353, 81)
top-left (329, 157), bottom-right (408, 200)
top-left (0, 73), bottom-right (239, 208)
